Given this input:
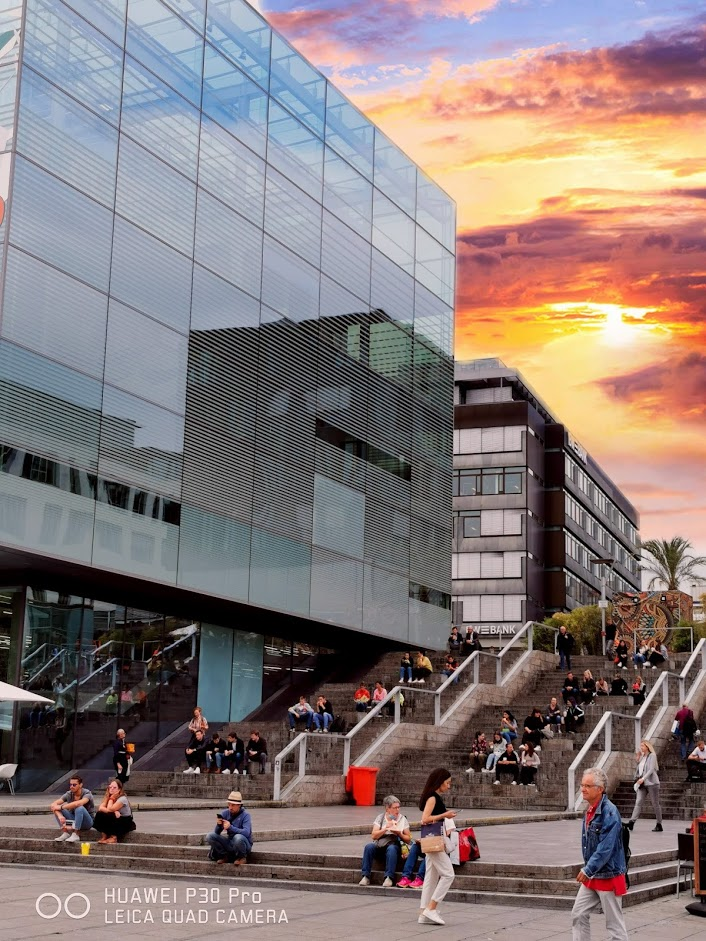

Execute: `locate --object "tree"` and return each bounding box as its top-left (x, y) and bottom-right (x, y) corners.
top-left (640, 537), bottom-right (706, 591)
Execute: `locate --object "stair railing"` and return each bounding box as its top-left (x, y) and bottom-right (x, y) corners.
top-left (567, 639), bottom-right (706, 811)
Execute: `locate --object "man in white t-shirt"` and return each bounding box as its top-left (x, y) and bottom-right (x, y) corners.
top-left (359, 795), bottom-right (411, 887)
top-left (686, 740), bottom-right (706, 782)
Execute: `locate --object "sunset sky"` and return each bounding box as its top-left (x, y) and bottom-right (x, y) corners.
top-left (258, 0), bottom-right (706, 573)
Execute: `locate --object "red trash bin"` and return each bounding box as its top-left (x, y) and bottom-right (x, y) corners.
top-left (346, 765), bottom-right (379, 806)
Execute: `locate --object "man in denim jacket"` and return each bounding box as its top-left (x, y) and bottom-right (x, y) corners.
top-left (572, 767), bottom-right (628, 941)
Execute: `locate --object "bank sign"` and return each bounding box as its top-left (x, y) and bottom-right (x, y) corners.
top-left (472, 623), bottom-right (520, 636)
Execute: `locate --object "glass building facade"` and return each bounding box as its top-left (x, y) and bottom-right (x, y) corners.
top-left (0, 0), bottom-right (455, 786)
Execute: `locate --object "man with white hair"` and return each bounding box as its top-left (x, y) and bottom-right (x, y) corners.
top-left (572, 767), bottom-right (628, 941)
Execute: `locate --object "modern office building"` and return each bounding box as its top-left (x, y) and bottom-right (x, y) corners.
top-left (0, 0), bottom-right (455, 786)
top-left (452, 360), bottom-right (640, 641)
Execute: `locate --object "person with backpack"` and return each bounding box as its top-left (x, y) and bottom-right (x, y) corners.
top-left (572, 767), bottom-right (629, 941)
top-left (674, 702), bottom-right (697, 760)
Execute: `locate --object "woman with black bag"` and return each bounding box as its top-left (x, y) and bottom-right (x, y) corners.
top-left (93, 780), bottom-right (137, 844)
top-left (418, 768), bottom-right (456, 926)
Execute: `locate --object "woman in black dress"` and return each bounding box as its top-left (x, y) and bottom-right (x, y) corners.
top-left (418, 768), bottom-right (456, 926)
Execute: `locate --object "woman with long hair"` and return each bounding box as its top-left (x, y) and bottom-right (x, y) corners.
top-left (93, 779), bottom-right (137, 844)
top-left (417, 768), bottom-right (456, 926)
top-left (188, 705), bottom-right (208, 734)
top-left (626, 740), bottom-right (663, 832)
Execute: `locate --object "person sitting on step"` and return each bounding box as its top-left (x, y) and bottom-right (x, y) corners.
top-left (610, 672), bottom-right (628, 696)
top-left (631, 675), bottom-right (646, 707)
top-left (222, 731), bottom-right (244, 775)
top-left (312, 694), bottom-right (334, 732)
top-left (494, 742), bottom-right (520, 785)
top-left (564, 697), bottom-right (585, 734)
top-left (184, 728), bottom-right (208, 773)
top-left (613, 639), bottom-right (629, 670)
top-left (359, 795), bottom-right (412, 887)
top-left (93, 779), bottom-right (136, 845)
top-left (561, 672), bottom-right (581, 704)
top-left (483, 732), bottom-right (506, 773)
top-left (595, 676), bottom-right (610, 696)
top-left (399, 652), bottom-right (413, 684)
top-left (206, 790), bottom-right (252, 866)
top-left (466, 731), bottom-right (489, 773)
top-left (519, 742), bottom-right (541, 786)
top-left (500, 711), bottom-right (518, 743)
top-left (412, 650), bottom-right (433, 684)
top-left (245, 730), bottom-right (268, 773)
top-left (632, 644), bottom-right (648, 670)
top-left (442, 654), bottom-right (459, 684)
top-left (580, 670), bottom-right (597, 705)
top-left (50, 775), bottom-right (95, 843)
top-left (287, 695), bottom-right (314, 732)
top-left (545, 697), bottom-right (563, 733)
top-left (206, 731), bottom-right (227, 773)
top-left (686, 740), bottom-right (706, 782)
top-left (397, 839), bottom-right (427, 888)
top-left (354, 684), bottom-right (371, 712)
top-left (647, 641), bottom-right (668, 669)
top-left (521, 708), bottom-right (544, 748)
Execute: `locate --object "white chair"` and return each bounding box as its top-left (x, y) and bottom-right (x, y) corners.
top-left (0, 763), bottom-right (17, 795)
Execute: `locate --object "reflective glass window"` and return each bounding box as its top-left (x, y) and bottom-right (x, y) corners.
top-left (417, 170), bottom-right (455, 253)
top-left (104, 300), bottom-right (188, 412)
top-left (2, 247), bottom-right (108, 379)
top-left (63, 0), bottom-right (127, 44)
top-left (24, 0), bottom-right (123, 126)
top-left (267, 101), bottom-right (323, 196)
top-left (320, 211), bottom-right (371, 304)
top-left (126, 0), bottom-right (203, 107)
top-left (202, 42), bottom-right (268, 157)
top-left (325, 85), bottom-right (374, 180)
top-left (370, 248), bottom-right (414, 331)
top-left (198, 114), bottom-right (265, 224)
top-left (264, 166), bottom-right (321, 268)
top-left (17, 67), bottom-right (119, 208)
top-left (0, 340), bottom-right (102, 470)
top-left (178, 505), bottom-right (250, 600)
top-left (0, 63), bottom-right (16, 153)
top-left (116, 135), bottom-right (196, 255)
top-left (414, 282), bottom-right (453, 357)
top-left (110, 216), bottom-right (193, 333)
top-left (310, 548), bottom-right (363, 629)
top-left (261, 235), bottom-right (319, 322)
top-left (162, 0), bottom-right (205, 33)
top-left (194, 188), bottom-right (262, 298)
top-left (270, 33), bottom-right (325, 138)
top-left (121, 55), bottom-right (200, 180)
top-left (374, 130), bottom-right (416, 216)
top-left (190, 262), bottom-right (260, 331)
top-left (206, 0), bottom-right (271, 91)
top-left (10, 156), bottom-right (113, 292)
top-left (369, 320), bottom-right (412, 384)
top-left (415, 227), bottom-right (454, 306)
top-left (372, 190), bottom-right (415, 275)
top-left (323, 147), bottom-right (372, 240)
top-left (99, 386), bottom-right (184, 497)
top-left (249, 527), bottom-right (311, 617)
top-left (313, 474), bottom-right (364, 559)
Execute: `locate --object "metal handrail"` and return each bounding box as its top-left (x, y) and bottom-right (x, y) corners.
top-left (567, 642), bottom-right (706, 810)
top-left (273, 731), bottom-right (311, 801)
top-left (21, 643), bottom-right (49, 667)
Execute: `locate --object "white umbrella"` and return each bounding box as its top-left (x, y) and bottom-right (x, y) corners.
top-left (0, 680), bottom-right (54, 704)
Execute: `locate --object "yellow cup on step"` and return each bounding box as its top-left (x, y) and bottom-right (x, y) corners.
top-left (80, 842), bottom-right (90, 856)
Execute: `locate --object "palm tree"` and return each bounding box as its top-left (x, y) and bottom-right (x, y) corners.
top-left (640, 537), bottom-right (706, 591)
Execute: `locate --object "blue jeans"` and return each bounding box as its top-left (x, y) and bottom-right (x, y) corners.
top-left (633, 654), bottom-right (646, 667)
top-left (361, 841), bottom-right (399, 878)
top-left (559, 651), bottom-right (571, 671)
top-left (681, 735), bottom-right (695, 760)
top-left (206, 831), bottom-right (251, 861)
top-left (500, 730), bottom-right (517, 744)
top-left (399, 667), bottom-right (412, 682)
top-left (442, 669), bottom-right (459, 684)
top-left (401, 841), bottom-right (427, 880)
top-left (486, 752), bottom-right (500, 770)
top-left (313, 712), bottom-right (332, 731)
top-left (58, 806), bottom-right (94, 831)
top-left (288, 712), bottom-right (312, 730)
top-left (206, 751), bottom-right (222, 770)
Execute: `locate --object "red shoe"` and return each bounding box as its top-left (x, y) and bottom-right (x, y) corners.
top-left (409, 877), bottom-right (424, 888)
top-left (396, 877), bottom-right (411, 888)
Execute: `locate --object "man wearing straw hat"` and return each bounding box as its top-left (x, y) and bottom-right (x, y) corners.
top-left (206, 790), bottom-right (253, 866)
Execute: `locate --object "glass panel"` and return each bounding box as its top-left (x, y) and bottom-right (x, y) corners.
top-left (17, 66), bottom-right (119, 207)
top-left (126, 0), bottom-right (204, 106)
top-left (104, 300), bottom-right (188, 411)
top-left (374, 129), bottom-right (416, 216)
top-left (371, 248), bottom-right (414, 331)
top-left (116, 135), bottom-right (196, 255)
top-left (24, 0), bottom-right (124, 126)
top-left (229, 630), bottom-right (263, 721)
top-left (196, 623), bottom-right (232, 720)
top-left (2, 247), bottom-right (108, 379)
top-left (414, 282), bottom-right (453, 357)
top-left (249, 527), bottom-right (311, 617)
top-left (190, 263), bottom-right (260, 331)
top-left (320, 211), bottom-right (370, 303)
top-left (178, 505), bottom-right (250, 599)
top-left (121, 55), bottom-right (200, 180)
top-left (417, 170), bottom-right (455, 253)
top-left (99, 385), bottom-right (184, 497)
top-left (270, 33), bottom-right (325, 138)
top-left (63, 0), bottom-right (127, 45)
top-left (310, 548), bottom-right (363, 629)
top-left (261, 235), bottom-right (319, 322)
top-left (206, 0), bottom-right (271, 90)
top-left (264, 165), bottom-right (321, 267)
top-left (415, 227), bottom-right (454, 306)
top-left (202, 42), bottom-right (268, 157)
top-left (194, 188), bottom-right (262, 297)
top-left (372, 190), bottom-right (415, 275)
top-left (325, 84), bottom-right (374, 180)
top-left (198, 114), bottom-right (265, 224)
top-left (9, 156), bottom-right (113, 291)
top-left (313, 473), bottom-right (364, 559)
top-left (267, 101), bottom-right (323, 196)
top-left (323, 147), bottom-right (372, 240)
top-left (110, 215), bottom-right (193, 332)
top-left (93, 500), bottom-right (179, 582)
top-left (162, 0), bottom-right (205, 33)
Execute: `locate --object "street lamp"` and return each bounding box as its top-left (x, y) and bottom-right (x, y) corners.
top-left (590, 557), bottom-right (614, 656)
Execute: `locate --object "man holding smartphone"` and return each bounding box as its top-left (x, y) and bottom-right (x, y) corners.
top-left (206, 791), bottom-right (253, 866)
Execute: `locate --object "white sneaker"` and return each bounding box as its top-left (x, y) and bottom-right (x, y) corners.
top-left (418, 914), bottom-right (435, 924)
top-left (183, 768), bottom-right (193, 774)
top-left (382, 877), bottom-right (393, 887)
top-left (222, 769), bottom-right (230, 774)
top-left (66, 832), bottom-right (80, 843)
top-left (54, 831), bottom-right (71, 842)
top-left (511, 781), bottom-right (518, 785)
top-left (233, 769), bottom-right (239, 775)
top-left (423, 908), bottom-right (445, 925)
top-left (193, 767), bottom-right (201, 773)
top-left (464, 767), bottom-right (474, 774)
top-left (359, 876), bottom-right (370, 886)
top-left (493, 780), bottom-right (500, 785)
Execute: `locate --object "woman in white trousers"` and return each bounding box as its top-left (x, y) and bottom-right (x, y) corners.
top-left (418, 767), bottom-right (456, 926)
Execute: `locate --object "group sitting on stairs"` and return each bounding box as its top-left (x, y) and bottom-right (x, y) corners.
top-left (50, 774), bottom-right (136, 846)
top-left (183, 707), bottom-right (268, 775)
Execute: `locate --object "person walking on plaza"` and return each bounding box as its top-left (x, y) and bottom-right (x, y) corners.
top-left (556, 624), bottom-right (575, 672)
top-left (572, 767), bottom-right (629, 941)
top-left (206, 790), bottom-right (252, 865)
top-left (626, 740), bottom-right (663, 832)
top-left (418, 767), bottom-right (456, 926)
top-left (50, 775), bottom-right (95, 843)
top-left (112, 728), bottom-right (130, 784)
